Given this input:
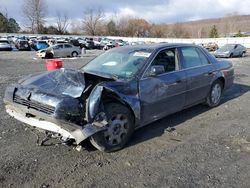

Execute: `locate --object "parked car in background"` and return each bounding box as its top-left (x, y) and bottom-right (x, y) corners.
top-left (15, 40), bottom-right (31, 51)
top-left (0, 39), bottom-right (12, 51)
top-left (203, 42), bottom-right (219, 51)
top-left (32, 40), bottom-right (49, 51)
top-left (85, 38), bottom-right (95, 49)
top-left (4, 43), bottom-right (234, 152)
top-left (115, 39), bottom-right (126, 47)
top-left (214, 44), bottom-right (247, 58)
top-left (102, 40), bottom-right (116, 50)
top-left (37, 43), bottom-right (81, 58)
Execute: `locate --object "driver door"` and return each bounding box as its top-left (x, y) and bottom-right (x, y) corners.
top-left (139, 48), bottom-right (187, 125)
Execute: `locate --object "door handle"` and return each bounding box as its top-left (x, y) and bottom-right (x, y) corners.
top-left (208, 71), bottom-right (213, 75)
top-left (176, 79), bottom-right (182, 83)
top-left (205, 71), bottom-right (214, 76)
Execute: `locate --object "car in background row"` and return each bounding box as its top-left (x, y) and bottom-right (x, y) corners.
top-left (214, 44), bottom-right (247, 58)
top-left (37, 43), bottom-right (81, 58)
top-left (203, 42), bottom-right (219, 52)
top-left (15, 40), bottom-right (31, 51)
top-left (32, 40), bottom-right (49, 51)
top-left (0, 39), bottom-right (12, 51)
top-left (4, 43), bottom-right (234, 152)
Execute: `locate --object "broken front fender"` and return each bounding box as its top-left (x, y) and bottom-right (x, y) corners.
top-left (86, 83), bottom-right (141, 126)
top-left (87, 86), bottom-right (103, 120)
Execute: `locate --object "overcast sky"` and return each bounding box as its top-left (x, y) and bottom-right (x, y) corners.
top-left (0, 0), bottom-right (250, 26)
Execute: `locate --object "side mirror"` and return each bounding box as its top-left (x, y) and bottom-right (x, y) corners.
top-left (149, 65), bottom-right (165, 76)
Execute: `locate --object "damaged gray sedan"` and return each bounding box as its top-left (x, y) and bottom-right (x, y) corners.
top-left (4, 43), bottom-right (234, 152)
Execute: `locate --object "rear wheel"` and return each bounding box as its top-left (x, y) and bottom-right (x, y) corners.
top-left (90, 103), bottom-right (134, 152)
top-left (241, 52), bottom-right (246, 57)
top-left (206, 80), bottom-right (223, 107)
top-left (71, 51), bottom-right (78, 57)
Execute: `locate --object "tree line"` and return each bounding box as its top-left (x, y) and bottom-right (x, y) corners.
top-left (1, 0), bottom-right (249, 38)
top-left (0, 12), bottom-right (20, 33)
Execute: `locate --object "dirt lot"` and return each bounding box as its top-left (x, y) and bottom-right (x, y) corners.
top-left (0, 50), bottom-right (250, 188)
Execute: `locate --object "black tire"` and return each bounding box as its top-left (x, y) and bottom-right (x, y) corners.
top-left (229, 53), bottom-right (233, 58)
top-left (45, 53), bottom-right (53, 59)
top-left (241, 52), bottom-right (246, 57)
top-left (206, 80), bottom-right (223, 107)
top-left (71, 51), bottom-right (78, 57)
top-left (90, 103), bottom-right (134, 152)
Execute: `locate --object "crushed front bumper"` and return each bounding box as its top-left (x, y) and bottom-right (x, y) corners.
top-left (5, 104), bottom-right (106, 144)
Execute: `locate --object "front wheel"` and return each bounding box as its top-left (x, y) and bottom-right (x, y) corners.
top-left (90, 103), bottom-right (134, 152)
top-left (45, 53), bottom-right (53, 59)
top-left (206, 80), bottom-right (223, 107)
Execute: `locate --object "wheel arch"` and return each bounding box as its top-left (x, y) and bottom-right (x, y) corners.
top-left (102, 90), bottom-right (136, 124)
top-left (86, 85), bottom-right (140, 126)
top-left (211, 71), bottom-right (225, 90)
top-left (217, 76), bottom-right (225, 89)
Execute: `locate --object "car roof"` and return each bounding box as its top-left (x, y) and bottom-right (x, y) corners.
top-left (110, 43), bottom-right (197, 52)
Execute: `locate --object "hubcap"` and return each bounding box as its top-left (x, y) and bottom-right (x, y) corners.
top-left (104, 114), bottom-right (129, 146)
top-left (211, 83), bottom-right (221, 104)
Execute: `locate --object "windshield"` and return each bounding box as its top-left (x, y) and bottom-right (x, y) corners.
top-left (218, 44), bottom-right (235, 51)
top-left (82, 48), bottom-right (152, 79)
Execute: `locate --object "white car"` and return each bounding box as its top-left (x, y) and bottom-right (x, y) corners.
top-left (37, 43), bottom-right (81, 58)
top-left (0, 39), bottom-right (12, 51)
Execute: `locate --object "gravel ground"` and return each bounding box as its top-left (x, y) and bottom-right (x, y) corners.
top-left (0, 50), bottom-right (250, 188)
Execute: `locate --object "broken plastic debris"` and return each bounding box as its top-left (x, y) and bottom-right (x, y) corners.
top-left (75, 145), bottom-right (82, 152)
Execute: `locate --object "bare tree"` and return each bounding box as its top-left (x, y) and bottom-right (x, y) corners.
top-left (170, 23), bottom-right (190, 38)
top-left (22, 0), bottom-right (47, 33)
top-left (56, 11), bottom-right (70, 34)
top-left (151, 24), bottom-right (168, 38)
top-left (82, 8), bottom-right (104, 36)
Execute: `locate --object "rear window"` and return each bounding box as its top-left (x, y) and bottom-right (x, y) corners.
top-left (20, 41), bottom-right (28, 45)
top-left (65, 44), bottom-right (72, 48)
top-left (0, 40), bottom-right (9, 44)
top-left (38, 41), bottom-right (47, 44)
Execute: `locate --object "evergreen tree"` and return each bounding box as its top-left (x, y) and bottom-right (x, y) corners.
top-left (0, 12), bottom-right (20, 33)
top-left (235, 30), bottom-right (245, 37)
top-left (7, 18), bottom-right (21, 33)
top-left (0, 12), bottom-right (8, 32)
top-left (209, 25), bottom-right (219, 38)
top-left (106, 20), bottom-right (119, 36)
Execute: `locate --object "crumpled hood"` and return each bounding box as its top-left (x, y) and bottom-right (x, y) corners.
top-left (19, 68), bottom-right (86, 98)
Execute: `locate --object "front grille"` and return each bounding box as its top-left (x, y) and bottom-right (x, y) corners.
top-left (13, 95), bottom-right (55, 115)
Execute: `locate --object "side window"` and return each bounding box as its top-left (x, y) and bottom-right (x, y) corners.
top-left (58, 44), bottom-right (63, 49)
top-left (196, 48), bottom-right (210, 65)
top-left (65, 44), bottom-right (72, 48)
top-left (181, 47), bottom-right (209, 68)
top-left (150, 48), bottom-right (177, 74)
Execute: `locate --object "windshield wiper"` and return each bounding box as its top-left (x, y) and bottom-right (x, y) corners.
top-left (110, 74), bottom-right (119, 80)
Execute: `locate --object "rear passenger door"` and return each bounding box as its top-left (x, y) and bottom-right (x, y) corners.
top-left (64, 44), bottom-right (73, 56)
top-left (179, 47), bottom-right (215, 107)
